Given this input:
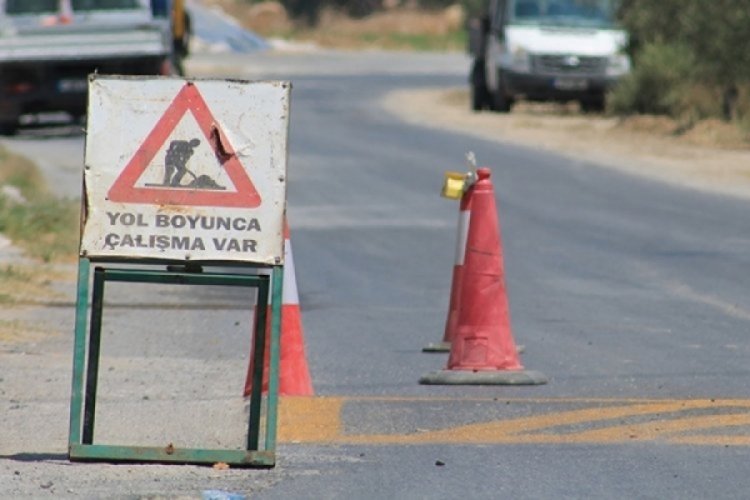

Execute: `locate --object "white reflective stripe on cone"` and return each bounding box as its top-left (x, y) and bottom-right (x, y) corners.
top-left (456, 209), bottom-right (470, 266)
top-left (283, 239), bottom-right (299, 305)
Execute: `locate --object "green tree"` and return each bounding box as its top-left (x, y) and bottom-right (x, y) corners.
top-left (280, 0), bottom-right (382, 22)
top-left (281, 0), bottom-right (322, 25)
top-left (278, 0), bottom-right (486, 24)
top-left (619, 0), bottom-right (750, 119)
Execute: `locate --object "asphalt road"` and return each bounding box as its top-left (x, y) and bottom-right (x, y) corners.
top-left (2, 48), bottom-right (750, 498)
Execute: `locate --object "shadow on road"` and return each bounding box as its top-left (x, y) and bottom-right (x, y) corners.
top-left (0, 453), bottom-right (69, 462)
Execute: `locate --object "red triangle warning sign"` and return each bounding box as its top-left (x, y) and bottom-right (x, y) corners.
top-left (108, 83), bottom-right (261, 208)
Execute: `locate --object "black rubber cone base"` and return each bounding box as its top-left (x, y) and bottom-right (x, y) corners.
top-left (422, 343), bottom-right (526, 354)
top-left (422, 341), bottom-right (451, 353)
top-left (419, 369), bottom-right (547, 386)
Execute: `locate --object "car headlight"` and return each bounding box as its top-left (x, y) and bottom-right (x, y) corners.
top-left (606, 53), bottom-right (631, 77)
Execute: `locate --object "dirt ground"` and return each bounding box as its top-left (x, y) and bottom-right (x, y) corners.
top-left (383, 88), bottom-right (750, 200)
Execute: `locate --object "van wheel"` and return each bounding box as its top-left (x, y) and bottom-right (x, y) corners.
top-left (491, 72), bottom-right (513, 113)
top-left (470, 60), bottom-right (490, 111)
top-left (491, 88), bottom-right (512, 113)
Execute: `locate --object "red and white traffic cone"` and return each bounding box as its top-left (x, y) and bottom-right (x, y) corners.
top-left (59, 0), bottom-right (73, 23)
top-left (244, 220), bottom-right (314, 396)
top-left (423, 186), bottom-right (473, 352)
top-left (420, 168), bottom-right (546, 385)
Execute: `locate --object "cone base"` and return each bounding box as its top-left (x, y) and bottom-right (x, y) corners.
top-left (422, 341), bottom-right (451, 353)
top-left (419, 369), bottom-right (547, 386)
top-left (422, 343), bottom-right (526, 354)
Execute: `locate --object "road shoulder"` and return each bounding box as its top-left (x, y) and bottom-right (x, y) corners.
top-left (383, 87), bottom-right (750, 200)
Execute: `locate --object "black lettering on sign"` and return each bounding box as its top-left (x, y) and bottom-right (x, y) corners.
top-left (244, 239), bottom-right (257, 252)
top-left (155, 214), bottom-right (261, 231)
top-left (103, 233), bottom-right (205, 251)
top-left (107, 212), bottom-right (148, 227)
top-left (213, 238), bottom-right (257, 253)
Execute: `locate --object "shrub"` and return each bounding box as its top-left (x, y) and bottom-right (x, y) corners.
top-left (619, 0), bottom-right (750, 121)
top-left (609, 42), bottom-right (695, 117)
top-left (276, 0), bottom-right (484, 22)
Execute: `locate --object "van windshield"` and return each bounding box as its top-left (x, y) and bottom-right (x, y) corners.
top-left (508, 0), bottom-right (619, 29)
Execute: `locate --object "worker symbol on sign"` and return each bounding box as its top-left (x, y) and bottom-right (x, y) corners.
top-left (157, 138), bottom-right (226, 190)
top-left (108, 83), bottom-right (262, 208)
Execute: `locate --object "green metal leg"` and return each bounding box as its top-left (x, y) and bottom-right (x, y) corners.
top-left (83, 267), bottom-right (106, 444)
top-left (264, 265), bottom-right (284, 451)
top-left (247, 277), bottom-right (269, 450)
top-left (69, 258), bottom-right (91, 446)
top-left (68, 264), bottom-right (280, 467)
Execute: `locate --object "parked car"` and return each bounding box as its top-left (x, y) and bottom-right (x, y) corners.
top-left (0, 0), bottom-right (190, 135)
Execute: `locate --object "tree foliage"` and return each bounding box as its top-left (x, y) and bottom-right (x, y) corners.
top-left (608, 42), bottom-right (695, 116)
top-left (279, 0), bottom-right (479, 23)
top-left (279, 0), bottom-right (381, 22)
top-left (618, 0), bottom-right (750, 118)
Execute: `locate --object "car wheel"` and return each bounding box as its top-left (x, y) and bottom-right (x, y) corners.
top-left (470, 60), bottom-right (490, 112)
top-left (0, 120), bottom-right (19, 136)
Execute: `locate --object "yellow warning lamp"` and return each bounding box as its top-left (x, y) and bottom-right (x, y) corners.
top-left (441, 171), bottom-right (470, 199)
top-left (441, 152), bottom-right (479, 200)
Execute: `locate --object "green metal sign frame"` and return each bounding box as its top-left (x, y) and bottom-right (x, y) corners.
top-left (68, 258), bottom-right (283, 467)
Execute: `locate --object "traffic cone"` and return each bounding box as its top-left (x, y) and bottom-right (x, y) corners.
top-left (244, 220), bottom-right (314, 396)
top-left (423, 185), bottom-right (473, 352)
top-left (59, 0), bottom-right (73, 23)
top-left (420, 168), bottom-right (546, 385)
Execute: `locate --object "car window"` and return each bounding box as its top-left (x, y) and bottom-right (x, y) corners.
top-left (72, 0), bottom-right (141, 10)
top-left (5, 0), bottom-right (142, 15)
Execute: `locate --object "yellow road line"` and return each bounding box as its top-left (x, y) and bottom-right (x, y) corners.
top-left (564, 413), bottom-right (750, 443)
top-left (278, 397), bottom-right (750, 446)
top-left (278, 397), bottom-right (343, 443)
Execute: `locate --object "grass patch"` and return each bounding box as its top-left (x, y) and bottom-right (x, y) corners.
top-left (0, 146), bottom-right (79, 262)
top-left (0, 147), bottom-right (47, 200)
top-left (383, 30), bottom-right (466, 51)
top-left (0, 263), bottom-right (66, 304)
top-left (0, 264), bottom-right (32, 281)
top-left (310, 28), bottom-right (465, 51)
top-left (0, 319), bottom-right (50, 344)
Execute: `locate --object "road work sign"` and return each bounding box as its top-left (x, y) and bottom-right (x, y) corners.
top-left (80, 76), bottom-right (290, 264)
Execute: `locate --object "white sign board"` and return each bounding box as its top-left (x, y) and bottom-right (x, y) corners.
top-left (80, 76), bottom-right (290, 265)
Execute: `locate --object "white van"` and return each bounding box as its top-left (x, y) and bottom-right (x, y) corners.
top-left (469, 0), bottom-right (630, 112)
